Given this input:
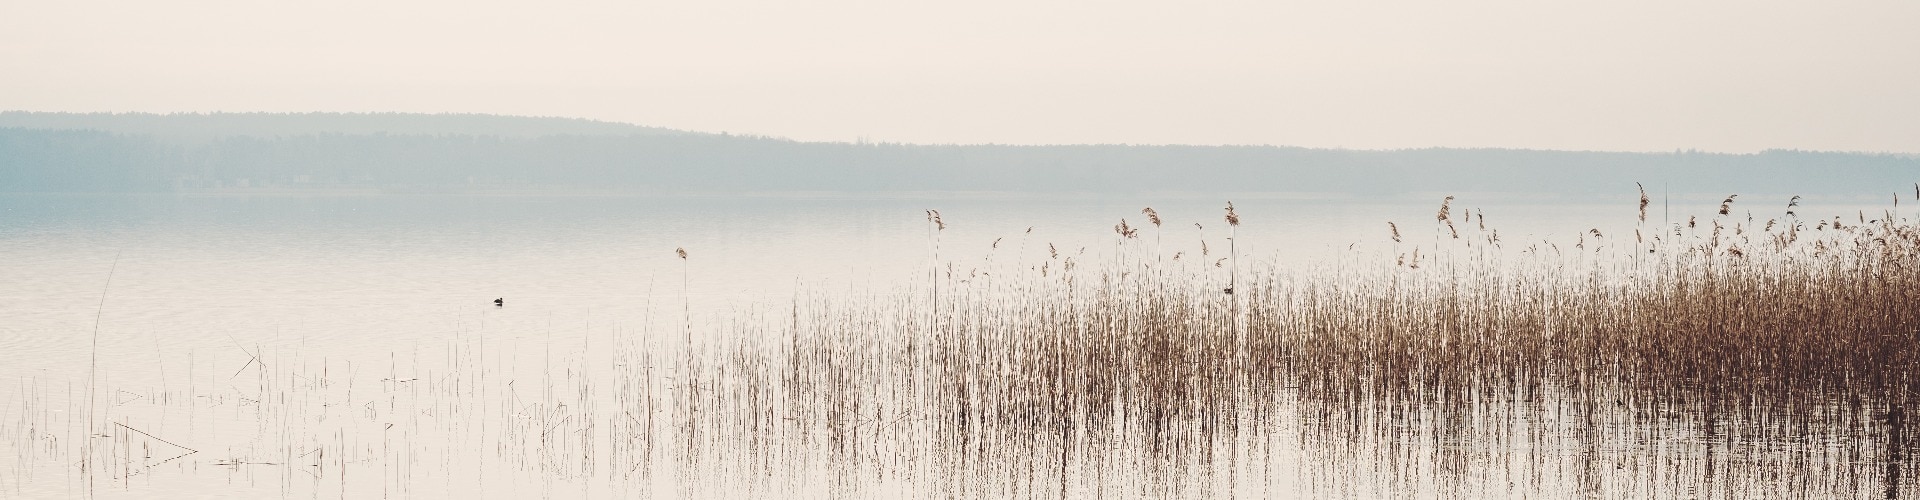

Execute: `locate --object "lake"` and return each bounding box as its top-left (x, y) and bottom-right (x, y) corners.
top-left (1, 192), bottom-right (1911, 499)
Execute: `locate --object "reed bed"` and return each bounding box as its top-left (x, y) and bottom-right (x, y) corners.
top-left (678, 193), bottom-right (1920, 497)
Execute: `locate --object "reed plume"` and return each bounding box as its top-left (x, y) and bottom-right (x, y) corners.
top-left (926, 209), bottom-right (946, 230)
top-left (1637, 182), bottom-right (1649, 222)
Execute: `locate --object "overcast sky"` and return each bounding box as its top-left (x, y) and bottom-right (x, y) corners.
top-left (3, 0), bottom-right (1916, 152)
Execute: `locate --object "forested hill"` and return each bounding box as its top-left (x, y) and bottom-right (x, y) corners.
top-left (1, 112), bottom-right (1914, 196)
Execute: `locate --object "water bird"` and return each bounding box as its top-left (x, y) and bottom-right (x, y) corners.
top-left (494, 298), bottom-right (504, 307)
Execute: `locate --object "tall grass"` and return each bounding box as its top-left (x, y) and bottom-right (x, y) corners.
top-left (677, 191), bottom-right (1920, 496)
top-left (751, 194), bottom-right (1917, 415)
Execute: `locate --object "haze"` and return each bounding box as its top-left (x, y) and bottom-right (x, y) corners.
top-left (3, 0), bottom-right (1916, 152)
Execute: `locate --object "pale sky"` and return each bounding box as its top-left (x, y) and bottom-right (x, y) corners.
top-left (3, 0), bottom-right (1916, 152)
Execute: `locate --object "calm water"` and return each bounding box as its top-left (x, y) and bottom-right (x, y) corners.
top-left (1, 192), bottom-right (1646, 373)
top-left (0, 192), bottom-right (1905, 499)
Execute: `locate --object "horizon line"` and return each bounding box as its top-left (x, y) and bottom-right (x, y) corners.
top-left (4, 109), bottom-right (1918, 157)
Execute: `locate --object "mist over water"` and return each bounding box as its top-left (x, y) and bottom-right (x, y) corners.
top-left (1, 192), bottom-right (1914, 499)
top-left (7, 0), bottom-right (1917, 494)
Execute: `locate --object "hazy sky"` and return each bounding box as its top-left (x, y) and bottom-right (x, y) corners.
top-left (3, 1), bottom-right (1916, 152)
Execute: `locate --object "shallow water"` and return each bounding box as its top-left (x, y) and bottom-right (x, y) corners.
top-left (0, 192), bottom-right (1909, 499)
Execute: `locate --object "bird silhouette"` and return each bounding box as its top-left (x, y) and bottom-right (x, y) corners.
top-left (494, 298), bottom-right (504, 307)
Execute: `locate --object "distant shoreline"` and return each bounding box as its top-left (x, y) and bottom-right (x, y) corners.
top-left (4, 113), bottom-right (1915, 197)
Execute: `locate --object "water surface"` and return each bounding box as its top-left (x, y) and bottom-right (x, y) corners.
top-left (1, 192), bottom-right (1907, 499)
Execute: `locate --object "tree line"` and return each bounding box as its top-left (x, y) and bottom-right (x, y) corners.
top-left (1, 114), bottom-right (1913, 195)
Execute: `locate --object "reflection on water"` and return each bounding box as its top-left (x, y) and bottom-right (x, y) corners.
top-left (1, 193), bottom-right (1915, 498)
top-left (4, 302), bottom-right (1912, 499)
